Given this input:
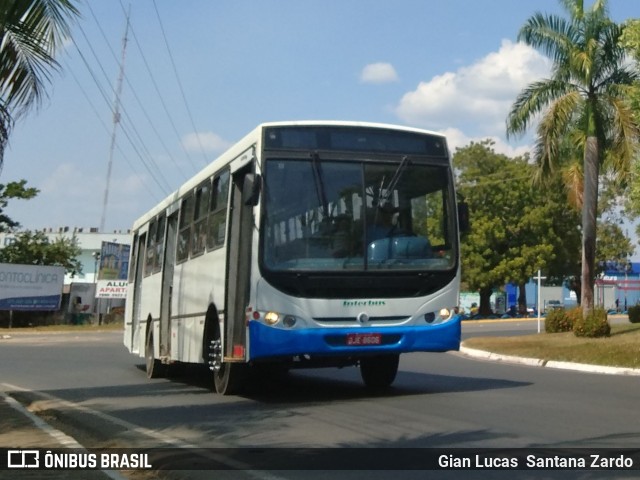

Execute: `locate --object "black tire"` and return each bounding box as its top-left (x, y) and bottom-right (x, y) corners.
top-left (204, 321), bottom-right (246, 395)
top-left (145, 325), bottom-right (165, 379)
top-left (360, 354), bottom-right (399, 389)
top-left (214, 362), bottom-right (247, 395)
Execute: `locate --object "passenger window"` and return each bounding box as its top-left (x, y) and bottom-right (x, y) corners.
top-left (192, 180), bottom-right (211, 256)
top-left (207, 170), bottom-right (230, 249)
top-left (145, 220), bottom-right (156, 276)
top-left (177, 194), bottom-right (194, 262)
top-left (154, 214), bottom-right (166, 272)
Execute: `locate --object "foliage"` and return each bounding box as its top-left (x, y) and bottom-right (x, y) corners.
top-left (454, 140), bottom-right (580, 314)
top-left (565, 307), bottom-right (584, 329)
top-left (0, 180), bottom-right (39, 232)
top-left (0, 230), bottom-right (82, 275)
top-left (621, 19), bottom-right (640, 227)
top-left (544, 308), bottom-right (573, 333)
top-left (627, 305), bottom-right (640, 324)
top-left (506, 0), bottom-right (640, 315)
top-left (0, 0), bottom-right (80, 164)
top-left (620, 19), bottom-right (640, 61)
top-left (595, 221), bottom-right (634, 273)
top-left (573, 307), bottom-right (610, 338)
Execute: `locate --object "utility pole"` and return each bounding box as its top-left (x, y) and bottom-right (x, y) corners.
top-left (536, 269), bottom-right (546, 333)
top-left (100, 9), bottom-right (130, 233)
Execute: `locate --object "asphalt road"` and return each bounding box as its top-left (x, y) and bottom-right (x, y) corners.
top-left (1, 323), bottom-right (639, 479)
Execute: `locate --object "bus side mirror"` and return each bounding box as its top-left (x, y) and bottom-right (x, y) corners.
top-left (244, 173), bottom-right (262, 206)
top-left (458, 201), bottom-right (469, 234)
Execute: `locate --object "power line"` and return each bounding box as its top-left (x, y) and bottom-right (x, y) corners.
top-left (119, 0), bottom-right (200, 173)
top-left (69, 33), bottom-right (172, 196)
top-left (152, 0), bottom-right (210, 167)
top-left (85, 1), bottom-right (189, 183)
top-left (64, 60), bottom-right (162, 204)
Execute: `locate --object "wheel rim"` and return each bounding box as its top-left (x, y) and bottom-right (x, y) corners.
top-left (208, 338), bottom-right (222, 372)
top-left (145, 332), bottom-right (154, 373)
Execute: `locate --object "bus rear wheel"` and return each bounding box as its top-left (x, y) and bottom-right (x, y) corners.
top-left (145, 326), bottom-right (165, 379)
top-left (360, 354), bottom-right (399, 389)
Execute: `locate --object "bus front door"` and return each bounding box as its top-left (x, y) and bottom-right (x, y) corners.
top-left (224, 169), bottom-right (256, 361)
top-left (159, 212), bottom-right (177, 358)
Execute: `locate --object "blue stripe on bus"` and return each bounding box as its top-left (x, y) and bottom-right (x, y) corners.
top-left (248, 316), bottom-right (461, 360)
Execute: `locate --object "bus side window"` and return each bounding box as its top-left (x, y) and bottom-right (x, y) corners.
top-left (192, 179), bottom-right (211, 256)
top-left (128, 234), bottom-right (138, 282)
top-left (207, 170), bottom-right (230, 250)
top-left (145, 220), bottom-right (157, 276)
top-left (154, 213), bottom-right (166, 272)
top-left (177, 194), bottom-right (194, 263)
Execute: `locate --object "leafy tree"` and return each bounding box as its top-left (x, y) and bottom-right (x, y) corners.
top-left (620, 19), bottom-right (640, 59)
top-left (0, 230), bottom-right (82, 275)
top-left (454, 140), bottom-right (580, 315)
top-left (620, 19), bottom-right (640, 238)
top-left (0, 0), bottom-right (79, 165)
top-left (506, 0), bottom-right (640, 316)
top-left (596, 220), bottom-right (634, 271)
top-left (0, 179), bottom-right (38, 232)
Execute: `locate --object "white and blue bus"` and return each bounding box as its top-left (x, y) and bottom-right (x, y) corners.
top-left (124, 121), bottom-right (466, 394)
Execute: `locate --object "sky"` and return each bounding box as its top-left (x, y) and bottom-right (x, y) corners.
top-left (3, 1), bottom-right (639, 252)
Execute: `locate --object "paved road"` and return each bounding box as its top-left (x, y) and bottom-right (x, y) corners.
top-left (1, 324), bottom-right (639, 479)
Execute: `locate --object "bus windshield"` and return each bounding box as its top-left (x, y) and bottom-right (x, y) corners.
top-left (262, 157), bottom-right (457, 272)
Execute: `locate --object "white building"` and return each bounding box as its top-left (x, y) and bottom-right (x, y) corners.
top-left (0, 227), bottom-right (131, 319)
top-left (0, 227), bottom-right (131, 285)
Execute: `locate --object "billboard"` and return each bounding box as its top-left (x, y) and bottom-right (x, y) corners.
top-left (96, 241), bottom-right (130, 299)
top-left (0, 263), bottom-right (65, 311)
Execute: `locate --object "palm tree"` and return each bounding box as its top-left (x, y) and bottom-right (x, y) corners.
top-left (506, 0), bottom-right (640, 315)
top-left (0, 0), bottom-right (79, 167)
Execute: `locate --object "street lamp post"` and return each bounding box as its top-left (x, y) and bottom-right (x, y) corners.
top-left (92, 251), bottom-right (101, 324)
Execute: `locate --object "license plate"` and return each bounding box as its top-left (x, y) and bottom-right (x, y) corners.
top-left (346, 333), bottom-right (382, 346)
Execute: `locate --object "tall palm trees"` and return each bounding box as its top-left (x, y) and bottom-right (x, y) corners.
top-left (0, 0), bottom-right (79, 167)
top-left (507, 0), bottom-right (640, 314)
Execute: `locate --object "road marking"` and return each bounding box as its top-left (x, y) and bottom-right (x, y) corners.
top-left (2, 383), bottom-right (285, 479)
top-left (1, 389), bottom-right (128, 480)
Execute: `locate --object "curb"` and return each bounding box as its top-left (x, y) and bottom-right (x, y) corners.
top-left (458, 345), bottom-right (640, 376)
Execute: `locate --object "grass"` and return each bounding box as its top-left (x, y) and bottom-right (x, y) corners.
top-left (463, 323), bottom-right (640, 369)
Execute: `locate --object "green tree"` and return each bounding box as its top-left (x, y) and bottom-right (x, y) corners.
top-left (620, 19), bottom-right (640, 239)
top-left (0, 179), bottom-right (38, 232)
top-left (596, 220), bottom-right (634, 271)
top-left (506, 0), bottom-right (640, 316)
top-left (0, 0), bottom-right (79, 164)
top-left (454, 140), bottom-right (580, 315)
top-left (0, 230), bottom-right (82, 275)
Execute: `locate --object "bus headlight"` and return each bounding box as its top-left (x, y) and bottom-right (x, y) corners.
top-left (282, 315), bottom-right (297, 328)
top-left (264, 311), bottom-right (280, 325)
top-left (262, 311), bottom-right (298, 328)
top-left (424, 308), bottom-right (455, 324)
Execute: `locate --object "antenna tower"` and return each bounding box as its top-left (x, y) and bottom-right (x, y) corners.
top-left (100, 9), bottom-right (130, 232)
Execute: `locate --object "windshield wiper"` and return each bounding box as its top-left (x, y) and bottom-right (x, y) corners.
top-left (379, 155), bottom-right (409, 209)
top-left (310, 151), bottom-right (329, 218)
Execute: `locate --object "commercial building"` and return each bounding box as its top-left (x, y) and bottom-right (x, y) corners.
top-left (0, 227), bottom-right (131, 322)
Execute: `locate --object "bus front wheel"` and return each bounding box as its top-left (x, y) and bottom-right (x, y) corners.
top-left (206, 334), bottom-right (246, 395)
top-left (360, 354), bottom-right (399, 389)
top-left (214, 361), bottom-right (247, 395)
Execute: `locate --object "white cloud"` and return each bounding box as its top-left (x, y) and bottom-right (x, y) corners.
top-left (360, 62), bottom-right (399, 84)
top-left (395, 40), bottom-right (551, 138)
top-left (181, 132), bottom-right (230, 153)
top-left (440, 127), bottom-right (533, 158)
